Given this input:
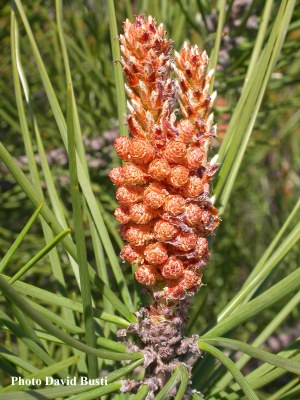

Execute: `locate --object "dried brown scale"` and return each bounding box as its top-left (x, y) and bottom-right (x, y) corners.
top-left (109, 14), bottom-right (219, 398)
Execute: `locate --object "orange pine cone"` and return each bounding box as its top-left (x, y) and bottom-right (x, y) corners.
top-left (109, 15), bottom-right (219, 303)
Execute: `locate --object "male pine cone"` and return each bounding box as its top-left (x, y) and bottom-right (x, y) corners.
top-left (109, 15), bottom-right (219, 311)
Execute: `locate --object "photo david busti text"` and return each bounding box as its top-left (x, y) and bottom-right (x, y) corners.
top-left (11, 376), bottom-right (108, 386)
top-left (0, 1), bottom-right (299, 399)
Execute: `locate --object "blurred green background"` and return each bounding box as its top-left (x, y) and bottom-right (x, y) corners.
top-left (0, 0), bottom-right (299, 346)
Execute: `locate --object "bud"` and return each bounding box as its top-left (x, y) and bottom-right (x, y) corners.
top-left (182, 176), bottom-right (205, 198)
top-left (164, 284), bottom-right (185, 300)
top-left (144, 243), bottom-right (168, 265)
top-left (148, 158), bottom-right (172, 181)
top-left (129, 139), bottom-right (156, 164)
top-left (163, 195), bottom-right (186, 216)
top-left (120, 244), bottom-right (144, 265)
top-left (184, 203), bottom-right (204, 228)
top-left (185, 147), bottom-right (205, 170)
top-left (143, 183), bottom-right (169, 209)
top-left (114, 206), bottom-right (131, 224)
top-left (109, 167), bottom-right (125, 186)
top-left (169, 166), bottom-right (189, 187)
top-left (135, 264), bottom-right (159, 286)
top-left (116, 186), bottom-right (144, 206)
top-left (195, 237), bottom-right (210, 259)
top-left (154, 220), bottom-right (179, 241)
top-left (129, 203), bottom-right (156, 224)
top-left (163, 140), bottom-right (187, 164)
top-left (179, 270), bottom-right (199, 289)
top-left (123, 163), bottom-right (148, 185)
top-left (175, 232), bottom-right (197, 252)
top-left (161, 257), bottom-right (184, 279)
top-left (123, 224), bottom-right (153, 246)
top-left (114, 137), bottom-right (131, 161)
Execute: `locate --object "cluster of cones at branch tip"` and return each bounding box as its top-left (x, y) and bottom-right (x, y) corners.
top-left (109, 15), bottom-right (220, 398)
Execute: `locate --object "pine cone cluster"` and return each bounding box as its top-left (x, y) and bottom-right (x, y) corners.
top-left (109, 15), bottom-right (219, 304)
